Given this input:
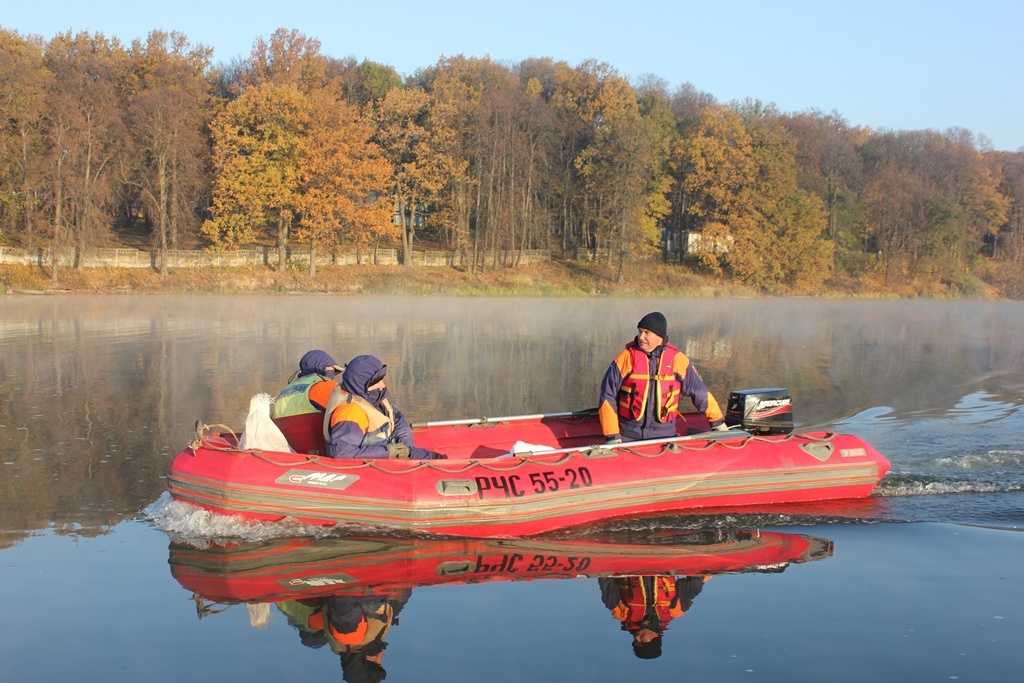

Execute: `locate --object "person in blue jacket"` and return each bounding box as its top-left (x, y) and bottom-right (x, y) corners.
top-left (599, 311), bottom-right (727, 442)
top-left (323, 354), bottom-right (446, 460)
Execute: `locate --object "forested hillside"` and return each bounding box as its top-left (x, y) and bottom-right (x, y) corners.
top-left (2, 27), bottom-right (1022, 296)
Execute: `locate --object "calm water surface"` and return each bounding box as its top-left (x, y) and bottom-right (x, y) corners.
top-left (1, 296), bottom-right (1022, 682)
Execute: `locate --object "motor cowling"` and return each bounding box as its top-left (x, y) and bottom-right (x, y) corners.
top-left (725, 388), bottom-right (794, 435)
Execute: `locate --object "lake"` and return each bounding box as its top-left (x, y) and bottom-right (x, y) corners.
top-left (1, 296), bottom-right (1022, 682)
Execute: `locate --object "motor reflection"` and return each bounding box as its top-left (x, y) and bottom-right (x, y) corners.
top-left (169, 529), bottom-right (833, 678)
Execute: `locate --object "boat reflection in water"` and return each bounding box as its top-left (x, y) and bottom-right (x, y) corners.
top-left (169, 529), bottom-right (833, 677)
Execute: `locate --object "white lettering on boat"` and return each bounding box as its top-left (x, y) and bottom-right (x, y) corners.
top-left (839, 448), bottom-right (867, 457)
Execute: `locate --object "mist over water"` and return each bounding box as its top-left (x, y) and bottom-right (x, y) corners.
top-left (1, 296), bottom-right (1022, 683)
top-left (3, 296), bottom-right (1022, 537)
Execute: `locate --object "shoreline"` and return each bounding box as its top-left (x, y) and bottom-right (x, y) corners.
top-left (0, 261), bottom-right (1013, 299)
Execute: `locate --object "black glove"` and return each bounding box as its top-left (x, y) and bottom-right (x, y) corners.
top-left (430, 451), bottom-right (448, 460)
top-left (386, 443), bottom-right (411, 459)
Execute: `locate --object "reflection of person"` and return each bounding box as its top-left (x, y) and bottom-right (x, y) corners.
top-left (277, 589), bottom-right (412, 683)
top-left (277, 598), bottom-right (329, 649)
top-left (272, 349), bottom-right (344, 453)
top-left (599, 575), bottom-right (709, 659)
top-left (324, 355), bottom-right (446, 460)
top-left (327, 591), bottom-right (409, 683)
top-left (599, 312), bottom-right (726, 443)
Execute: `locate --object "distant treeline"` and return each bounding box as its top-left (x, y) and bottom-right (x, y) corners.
top-left (1, 26), bottom-right (1022, 294)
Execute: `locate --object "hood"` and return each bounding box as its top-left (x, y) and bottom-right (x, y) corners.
top-left (298, 350), bottom-right (338, 378)
top-left (340, 355), bottom-right (386, 399)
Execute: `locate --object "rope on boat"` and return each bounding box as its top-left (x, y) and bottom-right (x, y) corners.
top-left (189, 422), bottom-right (240, 454)
top-left (186, 422), bottom-right (839, 473)
top-left (192, 592), bottom-right (231, 619)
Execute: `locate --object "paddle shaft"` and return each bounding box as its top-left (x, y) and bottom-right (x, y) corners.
top-left (410, 408), bottom-right (598, 429)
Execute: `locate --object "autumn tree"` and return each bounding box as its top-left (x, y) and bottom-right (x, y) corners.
top-left (421, 55), bottom-right (558, 272)
top-left (292, 88), bottom-right (393, 275)
top-left (0, 29), bottom-right (51, 247)
top-left (994, 150), bottom-right (1024, 264)
top-left (674, 104), bottom-right (757, 274)
top-left (202, 81), bottom-right (305, 267)
top-left (125, 31), bottom-right (212, 274)
top-left (202, 29), bottom-right (334, 269)
top-left (859, 129), bottom-right (1008, 289)
top-left (43, 31), bottom-right (129, 281)
top-left (661, 82), bottom-right (717, 261)
top-left (415, 56), bottom-right (485, 263)
top-left (330, 57), bottom-right (402, 110)
top-left (237, 28), bottom-right (330, 93)
top-left (373, 86), bottom-right (462, 266)
top-left (731, 100), bottom-right (832, 290)
top-left (576, 72), bottom-right (674, 282)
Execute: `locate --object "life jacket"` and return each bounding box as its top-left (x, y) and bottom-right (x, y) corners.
top-left (323, 388), bottom-right (396, 446)
top-left (272, 373), bottom-right (334, 454)
top-left (617, 342), bottom-right (682, 423)
top-left (273, 373), bottom-right (331, 419)
top-left (610, 576), bottom-right (684, 631)
top-left (313, 599), bottom-right (395, 655)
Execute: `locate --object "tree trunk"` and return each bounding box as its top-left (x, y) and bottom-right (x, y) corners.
top-left (401, 192), bottom-right (416, 266)
top-left (158, 154), bottom-right (169, 276)
top-left (277, 214), bottom-right (288, 272)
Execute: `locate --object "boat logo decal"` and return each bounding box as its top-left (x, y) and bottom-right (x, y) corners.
top-left (277, 470), bottom-right (358, 489)
top-left (281, 573), bottom-right (358, 589)
top-left (752, 398), bottom-right (792, 416)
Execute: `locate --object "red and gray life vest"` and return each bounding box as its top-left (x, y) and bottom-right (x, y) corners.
top-left (323, 388), bottom-right (396, 446)
top-left (617, 342), bottom-right (682, 423)
top-left (610, 576), bottom-right (684, 630)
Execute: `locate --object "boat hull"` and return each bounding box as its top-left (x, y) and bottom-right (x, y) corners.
top-left (168, 413), bottom-right (889, 537)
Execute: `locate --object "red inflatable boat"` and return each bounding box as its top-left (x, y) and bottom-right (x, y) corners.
top-left (167, 388), bottom-right (890, 538)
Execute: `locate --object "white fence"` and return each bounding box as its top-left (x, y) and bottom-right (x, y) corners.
top-left (0, 245), bottom-right (551, 269)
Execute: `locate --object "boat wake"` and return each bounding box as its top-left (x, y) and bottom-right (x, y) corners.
top-left (877, 448), bottom-right (1024, 497)
top-left (142, 492), bottom-right (367, 546)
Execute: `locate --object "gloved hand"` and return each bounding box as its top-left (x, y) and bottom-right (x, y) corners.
top-left (712, 423), bottom-right (730, 432)
top-left (606, 435), bottom-right (622, 444)
top-left (430, 451), bottom-right (448, 460)
top-left (386, 443), bottom-right (411, 459)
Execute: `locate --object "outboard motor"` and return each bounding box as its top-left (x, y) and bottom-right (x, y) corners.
top-left (725, 388), bottom-right (794, 435)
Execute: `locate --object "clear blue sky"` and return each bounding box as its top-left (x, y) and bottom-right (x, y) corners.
top-left (4, 0), bottom-right (1021, 151)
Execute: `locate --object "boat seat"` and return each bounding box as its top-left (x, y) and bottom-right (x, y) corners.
top-left (273, 412), bottom-right (327, 455)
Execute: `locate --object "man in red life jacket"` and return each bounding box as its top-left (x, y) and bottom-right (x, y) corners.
top-left (599, 312), bottom-right (727, 443)
top-left (324, 354), bottom-right (446, 460)
top-left (271, 349), bottom-right (344, 453)
top-left (599, 574), bottom-right (709, 659)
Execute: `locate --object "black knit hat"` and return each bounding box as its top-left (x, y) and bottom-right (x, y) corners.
top-left (637, 312), bottom-right (668, 340)
top-left (632, 634), bottom-right (663, 659)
